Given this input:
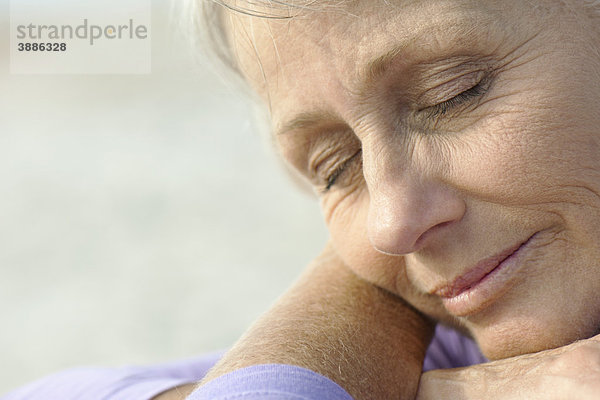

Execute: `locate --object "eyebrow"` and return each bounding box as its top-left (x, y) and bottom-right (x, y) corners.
top-left (360, 44), bottom-right (406, 95)
top-left (275, 110), bottom-right (342, 136)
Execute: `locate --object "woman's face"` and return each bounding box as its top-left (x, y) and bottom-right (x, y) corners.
top-left (229, 0), bottom-right (600, 359)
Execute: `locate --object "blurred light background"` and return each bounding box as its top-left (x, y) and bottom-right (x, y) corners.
top-left (0, 0), bottom-right (328, 394)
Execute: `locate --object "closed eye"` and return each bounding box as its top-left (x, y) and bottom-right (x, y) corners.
top-left (423, 81), bottom-right (488, 118)
top-left (323, 149), bottom-right (362, 193)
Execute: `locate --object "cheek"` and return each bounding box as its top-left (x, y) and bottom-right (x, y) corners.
top-left (445, 100), bottom-right (600, 211)
top-left (324, 189), bottom-right (400, 292)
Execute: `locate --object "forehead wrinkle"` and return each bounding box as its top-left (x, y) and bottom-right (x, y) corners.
top-left (349, 10), bottom-right (505, 98)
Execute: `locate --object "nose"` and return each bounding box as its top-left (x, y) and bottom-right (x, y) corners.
top-left (367, 171), bottom-right (466, 255)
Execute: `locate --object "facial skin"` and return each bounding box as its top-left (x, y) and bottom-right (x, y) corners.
top-left (227, 0), bottom-right (600, 360)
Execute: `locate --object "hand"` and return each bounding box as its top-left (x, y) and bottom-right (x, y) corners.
top-left (417, 333), bottom-right (600, 399)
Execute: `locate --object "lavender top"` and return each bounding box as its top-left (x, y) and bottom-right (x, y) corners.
top-left (2, 325), bottom-right (486, 400)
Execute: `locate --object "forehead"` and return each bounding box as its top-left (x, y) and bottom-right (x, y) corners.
top-left (225, 0), bottom-right (545, 126)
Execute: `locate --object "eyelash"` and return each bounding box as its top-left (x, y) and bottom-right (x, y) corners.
top-left (324, 149), bottom-right (362, 192)
top-left (321, 81), bottom-right (487, 193)
top-left (425, 82), bottom-right (487, 118)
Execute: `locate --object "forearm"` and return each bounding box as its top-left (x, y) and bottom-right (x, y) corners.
top-left (199, 246), bottom-right (435, 400)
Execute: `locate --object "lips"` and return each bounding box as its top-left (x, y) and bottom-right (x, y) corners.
top-left (434, 241), bottom-right (525, 298)
top-left (431, 233), bottom-right (536, 316)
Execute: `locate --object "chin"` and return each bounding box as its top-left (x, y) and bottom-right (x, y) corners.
top-left (471, 308), bottom-right (600, 360)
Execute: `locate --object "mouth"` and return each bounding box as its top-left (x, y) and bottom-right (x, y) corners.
top-left (433, 232), bottom-right (538, 317)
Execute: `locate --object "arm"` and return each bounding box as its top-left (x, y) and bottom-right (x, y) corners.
top-left (3, 245), bottom-right (431, 400)
top-left (417, 333), bottom-right (600, 400)
top-left (189, 244), bottom-right (435, 400)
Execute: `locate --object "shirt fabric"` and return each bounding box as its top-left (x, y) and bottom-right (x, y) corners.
top-left (2, 324), bottom-right (487, 400)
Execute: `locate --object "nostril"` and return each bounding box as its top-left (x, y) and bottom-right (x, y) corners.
top-left (413, 220), bottom-right (454, 250)
top-left (368, 220), bottom-right (424, 255)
